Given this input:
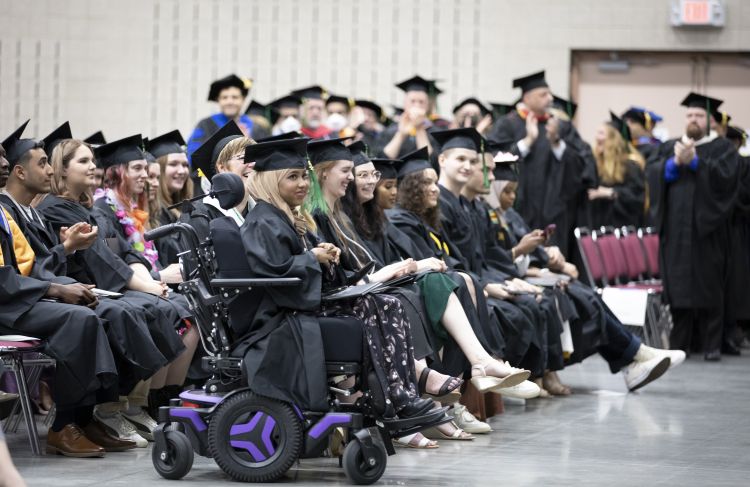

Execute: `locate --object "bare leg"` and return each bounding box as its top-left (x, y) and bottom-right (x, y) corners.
top-left (458, 272), bottom-right (478, 308)
top-left (164, 327), bottom-right (199, 386)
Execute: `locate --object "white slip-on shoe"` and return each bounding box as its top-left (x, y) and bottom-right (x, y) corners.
top-left (93, 410), bottom-right (149, 448)
top-left (495, 380), bottom-right (542, 399)
top-left (622, 356), bottom-right (671, 391)
top-left (122, 408), bottom-right (158, 441)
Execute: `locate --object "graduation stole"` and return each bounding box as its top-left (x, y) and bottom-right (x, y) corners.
top-left (517, 107), bottom-right (550, 123)
top-left (97, 188), bottom-right (159, 268)
top-left (428, 231), bottom-right (450, 257)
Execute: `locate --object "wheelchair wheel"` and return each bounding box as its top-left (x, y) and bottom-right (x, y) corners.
top-left (152, 430), bottom-right (194, 480)
top-left (342, 437), bottom-right (387, 485)
top-left (207, 391), bottom-right (302, 483)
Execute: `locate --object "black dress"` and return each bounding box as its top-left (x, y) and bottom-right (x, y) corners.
top-left (588, 160), bottom-right (645, 229)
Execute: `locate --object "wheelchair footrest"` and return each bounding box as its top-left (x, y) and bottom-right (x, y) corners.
top-left (325, 362), bottom-right (361, 376)
top-left (378, 406), bottom-right (452, 435)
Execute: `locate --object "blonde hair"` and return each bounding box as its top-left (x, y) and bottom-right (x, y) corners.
top-left (249, 169), bottom-right (316, 233)
top-left (157, 153), bottom-right (194, 220)
top-left (49, 139), bottom-right (95, 207)
top-left (215, 136), bottom-right (255, 173)
top-left (595, 125), bottom-right (645, 185)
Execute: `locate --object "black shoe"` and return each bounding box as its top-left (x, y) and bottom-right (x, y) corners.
top-left (721, 341), bottom-right (741, 356)
top-left (397, 397), bottom-right (434, 419)
top-left (704, 350), bottom-right (722, 361)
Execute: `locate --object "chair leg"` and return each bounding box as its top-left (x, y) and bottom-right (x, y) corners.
top-left (14, 354), bottom-right (43, 455)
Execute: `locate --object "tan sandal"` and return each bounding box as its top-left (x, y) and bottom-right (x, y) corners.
top-left (394, 432), bottom-right (439, 449)
top-left (470, 362), bottom-right (530, 393)
top-left (423, 421), bottom-right (474, 441)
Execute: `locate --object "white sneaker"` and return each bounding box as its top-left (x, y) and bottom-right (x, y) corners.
top-left (451, 404), bottom-right (492, 434)
top-left (122, 408), bottom-right (157, 441)
top-left (94, 410), bottom-right (149, 447)
top-left (640, 345), bottom-right (686, 369)
top-left (622, 356), bottom-right (670, 391)
top-left (496, 380), bottom-right (541, 399)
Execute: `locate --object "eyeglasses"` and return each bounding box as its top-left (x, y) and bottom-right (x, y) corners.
top-left (356, 171), bottom-right (382, 182)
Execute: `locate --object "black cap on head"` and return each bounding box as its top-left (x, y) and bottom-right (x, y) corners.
top-left (208, 74), bottom-right (252, 102)
top-left (432, 128), bottom-right (484, 153)
top-left (2, 120), bottom-right (40, 167)
top-left (291, 85), bottom-right (328, 101)
top-left (371, 158), bottom-right (401, 180)
top-left (726, 125), bottom-right (746, 142)
top-left (256, 131), bottom-right (304, 143)
top-left (191, 121), bottom-right (243, 180)
top-left (512, 70), bottom-right (548, 94)
top-left (146, 130), bottom-right (186, 159)
top-left (42, 121), bottom-right (73, 159)
top-left (354, 100), bottom-right (384, 120)
top-left (489, 103), bottom-right (514, 119)
top-left (452, 98), bottom-right (490, 116)
top-left (94, 134), bottom-right (146, 170)
top-left (245, 100), bottom-right (267, 117)
top-left (307, 137), bottom-right (353, 166)
top-left (493, 162), bottom-right (519, 182)
top-left (395, 75), bottom-right (443, 95)
top-left (680, 92), bottom-right (725, 121)
top-left (325, 94), bottom-right (353, 109)
top-left (552, 95), bottom-right (577, 118)
top-left (348, 141), bottom-right (370, 167)
top-left (392, 105), bottom-right (405, 116)
top-left (245, 137), bottom-right (309, 172)
top-left (270, 95), bottom-right (302, 110)
top-left (486, 135), bottom-right (516, 156)
top-left (84, 131), bottom-right (107, 146)
top-left (397, 146), bottom-right (431, 180)
top-left (608, 111), bottom-right (632, 142)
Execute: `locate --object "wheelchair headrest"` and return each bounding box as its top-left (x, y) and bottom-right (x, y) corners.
top-left (210, 173), bottom-right (245, 210)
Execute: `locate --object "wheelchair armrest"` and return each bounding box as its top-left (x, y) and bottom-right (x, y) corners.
top-left (210, 277), bottom-right (302, 288)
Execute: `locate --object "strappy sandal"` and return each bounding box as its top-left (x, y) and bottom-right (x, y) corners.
top-left (543, 372), bottom-right (572, 396)
top-left (418, 367), bottom-right (463, 403)
top-left (470, 362), bottom-right (530, 393)
top-left (394, 433), bottom-right (439, 449)
top-left (423, 421), bottom-right (475, 441)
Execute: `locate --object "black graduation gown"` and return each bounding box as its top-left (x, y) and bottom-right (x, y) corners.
top-left (0, 214), bottom-right (118, 408)
top-left (373, 124), bottom-right (440, 169)
top-left (234, 201), bottom-right (329, 412)
top-left (489, 112), bottom-right (588, 257)
top-left (155, 208), bottom-right (186, 267)
top-left (589, 160), bottom-right (646, 229)
top-left (36, 195), bottom-right (186, 362)
top-left (657, 136), bottom-right (739, 310)
top-left (726, 155), bottom-right (750, 321)
top-left (0, 196), bottom-right (167, 386)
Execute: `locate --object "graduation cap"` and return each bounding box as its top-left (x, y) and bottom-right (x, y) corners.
top-left (94, 134), bottom-right (146, 170)
top-left (395, 75), bottom-right (443, 96)
top-left (143, 142), bottom-right (157, 163)
top-left (354, 100), bottom-right (384, 121)
top-left (325, 94), bottom-right (354, 109)
top-left (191, 121), bottom-right (243, 180)
top-left (493, 161), bottom-right (519, 182)
top-left (512, 70), bottom-right (548, 94)
top-left (452, 98), bottom-right (491, 116)
top-left (245, 100), bottom-right (268, 117)
top-left (371, 158), bottom-right (401, 180)
top-left (207, 74), bottom-right (252, 102)
top-left (552, 95), bottom-right (577, 118)
top-left (256, 131), bottom-right (304, 143)
top-left (307, 137), bottom-right (353, 166)
top-left (486, 135), bottom-right (516, 156)
top-left (489, 102), bottom-right (515, 120)
top-left (270, 95), bottom-right (302, 110)
top-left (397, 146), bottom-right (431, 180)
top-left (608, 111), bottom-right (632, 142)
top-left (2, 120), bottom-right (41, 167)
top-left (245, 137), bottom-right (308, 172)
top-left (726, 125), bottom-right (747, 144)
top-left (290, 85), bottom-right (328, 101)
top-left (145, 130), bottom-right (186, 159)
top-left (42, 121), bottom-right (73, 158)
top-left (392, 105), bottom-right (405, 117)
top-left (432, 128), bottom-right (484, 153)
top-left (84, 131), bottom-right (107, 146)
top-left (680, 92), bottom-right (724, 119)
top-left (621, 106), bottom-right (663, 131)
top-left (348, 140), bottom-right (371, 167)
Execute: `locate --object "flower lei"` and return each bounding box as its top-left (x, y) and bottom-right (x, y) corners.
top-left (95, 188), bottom-right (159, 268)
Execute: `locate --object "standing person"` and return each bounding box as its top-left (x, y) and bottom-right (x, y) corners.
top-left (269, 95), bottom-right (303, 136)
top-left (451, 98), bottom-right (493, 135)
top-left (488, 71), bottom-right (592, 258)
top-left (588, 112), bottom-right (646, 229)
top-left (656, 93), bottom-right (740, 361)
top-left (244, 100), bottom-right (272, 140)
top-left (375, 75), bottom-right (441, 160)
top-left (621, 106), bottom-right (663, 162)
top-left (353, 99), bottom-right (387, 148)
top-left (186, 74), bottom-right (255, 160)
top-left (290, 86), bottom-right (332, 139)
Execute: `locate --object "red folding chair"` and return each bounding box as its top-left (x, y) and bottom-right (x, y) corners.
top-left (595, 230), bottom-right (629, 286)
top-left (639, 228), bottom-right (660, 279)
top-left (574, 227), bottom-right (607, 288)
top-left (0, 337), bottom-right (55, 455)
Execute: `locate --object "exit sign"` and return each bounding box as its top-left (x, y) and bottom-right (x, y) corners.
top-left (671, 0), bottom-right (725, 27)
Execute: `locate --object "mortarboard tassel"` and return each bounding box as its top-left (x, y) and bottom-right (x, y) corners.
top-left (304, 157), bottom-right (328, 215)
top-left (481, 138), bottom-right (489, 189)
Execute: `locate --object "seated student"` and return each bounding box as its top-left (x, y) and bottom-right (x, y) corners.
top-left (188, 121), bottom-right (256, 239)
top-left (0, 203), bottom-right (119, 457)
top-left (484, 145), bottom-right (687, 391)
top-left (35, 138), bottom-right (192, 443)
top-left (340, 142), bottom-right (539, 398)
top-left (587, 113), bottom-right (646, 229)
top-left (238, 136), bottom-right (434, 420)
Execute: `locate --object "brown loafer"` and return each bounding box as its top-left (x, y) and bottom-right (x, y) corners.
top-left (83, 421), bottom-right (137, 452)
top-left (47, 424), bottom-right (106, 458)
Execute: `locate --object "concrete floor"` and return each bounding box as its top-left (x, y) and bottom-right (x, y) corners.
top-left (7, 354), bottom-right (750, 487)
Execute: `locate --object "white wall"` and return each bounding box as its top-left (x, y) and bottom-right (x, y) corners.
top-left (1, 0), bottom-right (748, 142)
